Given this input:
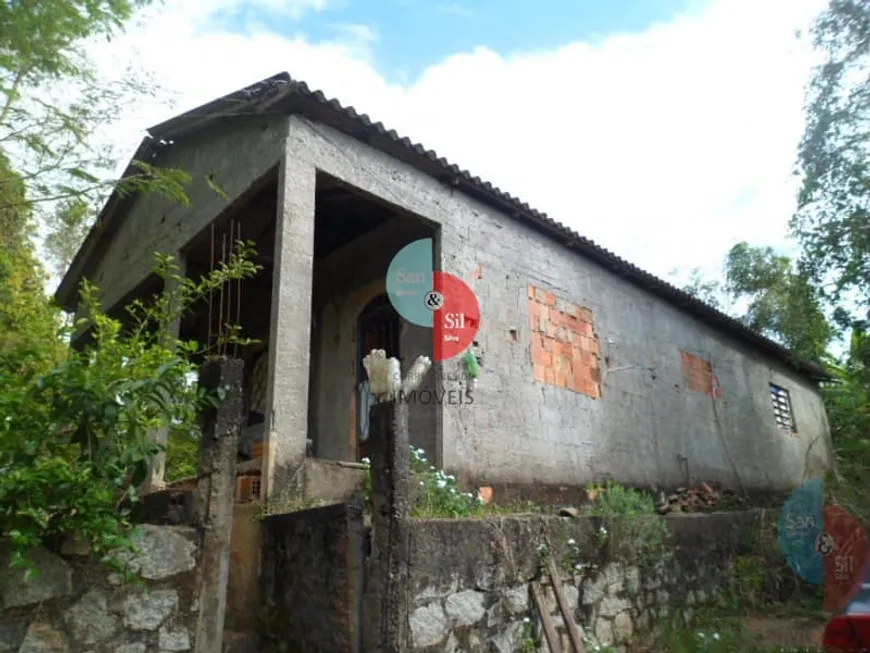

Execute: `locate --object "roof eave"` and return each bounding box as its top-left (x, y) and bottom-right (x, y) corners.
top-left (54, 72), bottom-right (294, 313)
top-left (54, 136), bottom-right (157, 312)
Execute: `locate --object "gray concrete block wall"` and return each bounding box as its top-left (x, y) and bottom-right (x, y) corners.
top-left (85, 116), bottom-right (288, 312)
top-left (289, 114), bottom-right (833, 494)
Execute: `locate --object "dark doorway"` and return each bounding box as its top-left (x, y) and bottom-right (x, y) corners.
top-left (356, 295), bottom-right (400, 462)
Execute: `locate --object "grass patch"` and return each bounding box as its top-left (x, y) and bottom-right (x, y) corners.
top-left (649, 612), bottom-right (823, 653)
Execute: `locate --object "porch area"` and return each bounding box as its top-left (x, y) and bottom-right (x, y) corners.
top-left (161, 166), bottom-right (441, 506)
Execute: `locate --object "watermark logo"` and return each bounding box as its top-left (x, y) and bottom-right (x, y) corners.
top-left (424, 290), bottom-right (444, 311)
top-left (398, 386), bottom-right (475, 406)
top-left (778, 478), bottom-right (868, 612)
top-left (392, 370), bottom-right (476, 405)
top-left (386, 238), bottom-right (480, 362)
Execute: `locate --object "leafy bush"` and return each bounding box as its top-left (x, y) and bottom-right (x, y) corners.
top-left (361, 446), bottom-right (483, 518)
top-left (0, 246), bottom-right (259, 572)
top-left (583, 481), bottom-right (673, 565)
top-left (408, 446), bottom-right (484, 517)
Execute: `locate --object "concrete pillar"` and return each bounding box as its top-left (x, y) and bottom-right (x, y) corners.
top-left (261, 153), bottom-right (316, 501)
top-left (362, 400), bottom-right (411, 652)
top-left (193, 358), bottom-right (243, 653)
top-left (145, 253), bottom-right (186, 493)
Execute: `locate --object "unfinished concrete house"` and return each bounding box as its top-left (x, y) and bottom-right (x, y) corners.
top-left (55, 72), bottom-right (835, 507)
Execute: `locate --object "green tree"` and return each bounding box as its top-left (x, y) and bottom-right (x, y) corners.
top-left (675, 243), bottom-right (832, 363)
top-left (0, 0), bottom-right (185, 273)
top-left (0, 0), bottom-right (257, 573)
top-left (794, 0), bottom-right (870, 317)
top-left (0, 153), bottom-right (64, 376)
top-left (0, 0), bottom-right (152, 79)
top-left (724, 243), bottom-right (833, 363)
top-left (792, 0), bottom-right (870, 520)
top-left (44, 196), bottom-right (94, 277)
top-left (677, 267), bottom-right (728, 312)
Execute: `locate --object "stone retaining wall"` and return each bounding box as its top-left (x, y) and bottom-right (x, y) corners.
top-left (407, 510), bottom-right (760, 652)
top-left (0, 525), bottom-right (200, 653)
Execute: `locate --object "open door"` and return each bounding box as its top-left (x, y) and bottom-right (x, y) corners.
top-left (356, 294), bottom-right (400, 462)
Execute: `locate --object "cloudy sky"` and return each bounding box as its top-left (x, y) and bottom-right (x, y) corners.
top-left (85, 0), bottom-right (828, 287)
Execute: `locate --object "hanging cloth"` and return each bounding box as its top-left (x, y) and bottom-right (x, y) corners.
top-left (358, 380), bottom-right (377, 442)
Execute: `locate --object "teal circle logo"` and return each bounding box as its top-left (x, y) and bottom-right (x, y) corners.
top-left (778, 478), bottom-right (825, 585)
top-left (385, 238), bottom-right (480, 362)
top-left (778, 478), bottom-right (868, 611)
top-left (386, 238), bottom-right (433, 327)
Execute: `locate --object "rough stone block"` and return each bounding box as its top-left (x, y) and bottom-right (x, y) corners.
top-left (444, 590), bottom-right (486, 627)
top-left (120, 525), bottom-right (197, 581)
top-left (0, 548), bottom-right (72, 609)
top-left (409, 603), bottom-right (448, 648)
top-left (158, 625), bottom-right (191, 651)
top-left (115, 644), bottom-right (146, 653)
top-left (502, 585), bottom-right (528, 615)
top-left (17, 622), bottom-right (67, 653)
top-left (613, 611), bottom-right (633, 643)
top-left (64, 590), bottom-right (119, 645)
top-left (0, 615), bottom-right (28, 653)
top-left (122, 589), bottom-right (179, 631)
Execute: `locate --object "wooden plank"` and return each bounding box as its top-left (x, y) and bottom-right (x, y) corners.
top-left (531, 582), bottom-right (562, 653)
top-left (547, 558), bottom-right (585, 653)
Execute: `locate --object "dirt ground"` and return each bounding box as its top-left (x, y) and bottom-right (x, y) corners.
top-left (741, 616), bottom-right (826, 648)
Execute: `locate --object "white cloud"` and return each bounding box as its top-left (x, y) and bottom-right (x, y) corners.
top-left (436, 3), bottom-right (475, 18)
top-left (330, 23), bottom-right (378, 43)
top-left (85, 0), bottom-right (828, 286)
top-left (326, 22), bottom-right (379, 60)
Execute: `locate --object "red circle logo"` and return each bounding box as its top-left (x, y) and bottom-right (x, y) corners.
top-left (432, 272), bottom-right (480, 362)
top-left (823, 504), bottom-right (869, 612)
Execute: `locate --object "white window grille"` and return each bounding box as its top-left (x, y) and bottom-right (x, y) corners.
top-left (770, 384), bottom-right (796, 432)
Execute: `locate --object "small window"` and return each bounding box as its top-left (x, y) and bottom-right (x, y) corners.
top-left (770, 384), bottom-right (796, 432)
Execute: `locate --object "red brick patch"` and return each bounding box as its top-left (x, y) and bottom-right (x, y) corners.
top-left (679, 351), bottom-right (723, 399)
top-left (528, 285), bottom-right (601, 398)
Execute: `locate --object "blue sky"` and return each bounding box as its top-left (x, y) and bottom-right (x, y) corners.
top-left (208, 0), bottom-right (706, 83)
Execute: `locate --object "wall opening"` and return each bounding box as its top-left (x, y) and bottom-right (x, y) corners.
top-left (179, 167), bottom-right (279, 484)
top-left (355, 294), bottom-right (401, 462)
top-left (308, 172), bottom-right (439, 464)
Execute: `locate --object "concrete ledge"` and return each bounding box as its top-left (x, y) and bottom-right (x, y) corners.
top-left (301, 457), bottom-right (366, 504)
top-left (408, 509), bottom-right (763, 593)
